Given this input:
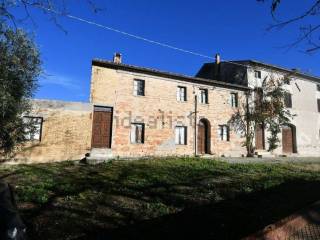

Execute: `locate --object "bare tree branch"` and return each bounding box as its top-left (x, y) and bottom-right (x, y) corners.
top-left (0, 0), bottom-right (103, 32)
top-left (258, 0), bottom-right (320, 53)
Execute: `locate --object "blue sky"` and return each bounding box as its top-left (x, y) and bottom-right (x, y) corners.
top-left (13, 0), bottom-right (320, 102)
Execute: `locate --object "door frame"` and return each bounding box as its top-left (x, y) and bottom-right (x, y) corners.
top-left (255, 123), bottom-right (265, 150)
top-left (91, 105), bottom-right (113, 149)
top-left (282, 124), bottom-right (297, 154)
top-left (198, 118), bottom-right (211, 154)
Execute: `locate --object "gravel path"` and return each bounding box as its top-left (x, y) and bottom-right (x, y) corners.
top-left (215, 157), bottom-right (320, 164)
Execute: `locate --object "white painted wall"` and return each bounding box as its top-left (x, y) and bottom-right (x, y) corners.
top-left (246, 67), bottom-right (320, 156)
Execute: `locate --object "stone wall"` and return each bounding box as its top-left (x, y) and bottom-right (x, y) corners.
top-left (91, 65), bottom-right (247, 158)
top-left (12, 100), bottom-right (93, 163)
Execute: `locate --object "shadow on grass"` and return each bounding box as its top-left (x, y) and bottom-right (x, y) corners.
top-left (1, 160), bottom-right (320, 240)
top-left (87, 180), bottom-right (320, 240)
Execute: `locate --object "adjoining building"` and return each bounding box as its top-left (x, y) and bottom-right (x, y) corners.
top-left (197, 55), bottom-right (320, 156)
top-left (11, 53), bottom-right (320, 163)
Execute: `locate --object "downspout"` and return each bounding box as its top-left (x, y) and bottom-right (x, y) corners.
top-left (194, 93), bottom-right (198, 157)
top-left (245, 89), bottom-right (252, 157)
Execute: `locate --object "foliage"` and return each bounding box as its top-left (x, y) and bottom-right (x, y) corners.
top-left (0, 0), bottom-right (102, 31)
top-left (0, 23), bottom-right (41, 154)
top-left (229, 74), bottom-right (294, 155)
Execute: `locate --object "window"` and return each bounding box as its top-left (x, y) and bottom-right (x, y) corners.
top-left (177, 86), bottom-right (187, 102)
top-left (254, 70), bottom-right (261, 79)
top-left (284, 93), bottom-right (292, 108)
top-left (175, 126), bottom-right (187, 145)
top-left (317, 84), bottom-right (320, 91)
top-left (199, 89), bottom-right (208, 104)
top-left (23, 117), bottom-right (43, 141)
top-left (317, 99), bottom-right (320, 113)
top-left (133, 79), bottom-right (145, 96)
top-left (284, 78), bottom-right (291, 85)
top-left (130, 123), bottom-right (145, 144)
top-left (230, 93), bottom-right (238, 108)
top-left (218, 125), bottom-right (229, 141)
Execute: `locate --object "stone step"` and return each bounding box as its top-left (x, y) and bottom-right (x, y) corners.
top-left (255, 150), bottom-right (274, 158)
top-left (86, 156), bottom-right (111, 165)
top-left (90, 148), bottom-right (112, 156)
top-left (85, 148), bottom-right (113, 165)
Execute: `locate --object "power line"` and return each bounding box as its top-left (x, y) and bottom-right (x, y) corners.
top-left (29, 4), bottom-right (215, 60)
top-left (26, 2), bottom-right (256, 70)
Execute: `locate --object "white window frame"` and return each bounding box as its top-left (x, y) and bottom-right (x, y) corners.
top-left (133, 79), bottom-right (145, 96)
top-left (199, 89), bottom-right (208, 104)
top-left (175, 126), bottom-right (187, 145)
top-left (218, 125), bottom-right (229, 141)
top-left (23, 116), bottom-right (43, 141)
top-left (230, 92), bottom-right (238, 108)
top-left (254, 70), bottom-right (261, 79)
top-left (130, 123), bottom-right (145, 144)
top-left (177, 86), bottom-right (187, 102)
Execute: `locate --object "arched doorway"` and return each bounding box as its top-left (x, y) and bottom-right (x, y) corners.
top-left (282, 124), bottom-right (297, 154)
top-left (198, 119), bottom-right (211, 154)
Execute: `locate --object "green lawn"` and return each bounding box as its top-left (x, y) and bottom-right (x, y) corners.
top-left (1, 157), bottom-right (320, 239)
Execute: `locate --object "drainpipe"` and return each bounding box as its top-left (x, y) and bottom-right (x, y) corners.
top-left (194, 93), bottom-right (198, 157)
top-left (245, 90), bottom-right (252, 157)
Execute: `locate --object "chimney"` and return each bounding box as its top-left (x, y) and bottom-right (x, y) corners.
top-left (214, 53), bottom-right (221, 80)
top-left (113, 53), bottom-right (122, 64)
top-left (215, 53), bottom-right (221, 65)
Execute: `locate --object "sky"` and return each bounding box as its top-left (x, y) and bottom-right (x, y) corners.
top-left (11, 0), bottom-right (320, 102)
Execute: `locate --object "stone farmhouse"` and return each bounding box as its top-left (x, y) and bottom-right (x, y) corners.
top-left (12, 54), bottom-right (320, 163)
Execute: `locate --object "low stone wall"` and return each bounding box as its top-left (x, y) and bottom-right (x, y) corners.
top-left (10, 99), bottom-right (93, 164)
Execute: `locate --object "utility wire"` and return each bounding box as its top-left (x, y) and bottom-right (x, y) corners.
top-left (22, 2), bottom-right (313, 80)
top-left (30, 4), bottom-right (215, 60)
top-left (26, 2), bottom-right (259, 70)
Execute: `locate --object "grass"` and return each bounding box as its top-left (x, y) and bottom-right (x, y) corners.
top-left (1, 157), bottom-right (320, 239)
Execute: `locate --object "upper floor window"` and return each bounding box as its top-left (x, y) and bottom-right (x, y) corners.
top-left (199, 89), bottom-right (208, 104)
top-left (23, 116), bottom-right (43, 141)
top-left (284, 92), bottom-right (292, 108)
top-left (177, 86), bottom-right (187, 102)
top-left (133, 79), bottom-right (145, 96)
top-left (130, 123), bottom-right (145, 144)
top-left (175, 126), bottom-right (187, 145)
top-left (254, 70), bottom-right (262, 79)
top-left (218, 125), bottom-right (229, 141)
top-left (317, 84), bottom-right (320, 91)
top-left (230, 93), bottom-right (238, 108)
top-left (317, 99), bottom-right (320, 113)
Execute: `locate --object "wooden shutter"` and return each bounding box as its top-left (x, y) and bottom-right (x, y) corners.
top-left (285, 93), bottom-right (292, 108)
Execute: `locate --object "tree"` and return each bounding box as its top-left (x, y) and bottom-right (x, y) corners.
top-left (258, 0), bottom-right (320, 53)
top-left (1, 0), bottom-right (102, 30)
top-left (0, 23), bottom-right (41, 155)
top-left (228, 74), bottom-right (294, 157)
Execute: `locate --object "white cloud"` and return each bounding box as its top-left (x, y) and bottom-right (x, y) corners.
top-left (39, 73), bottom-right (81, 90)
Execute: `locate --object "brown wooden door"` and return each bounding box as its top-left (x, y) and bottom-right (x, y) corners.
top-left (282, 126), bottom-right (293, 153)
top-left (255, 124), bottom-right (265, 150)
top-left (91, 107), bottom-right (112, 148)
top-left (198, 121), bottom-right (205, 154)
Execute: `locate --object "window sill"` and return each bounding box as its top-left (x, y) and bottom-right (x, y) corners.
top-left (133, 95), bottom-right (145, 97)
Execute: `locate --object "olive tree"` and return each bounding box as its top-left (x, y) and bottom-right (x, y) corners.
top-left (0, 23), bottom-right (41, 154)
